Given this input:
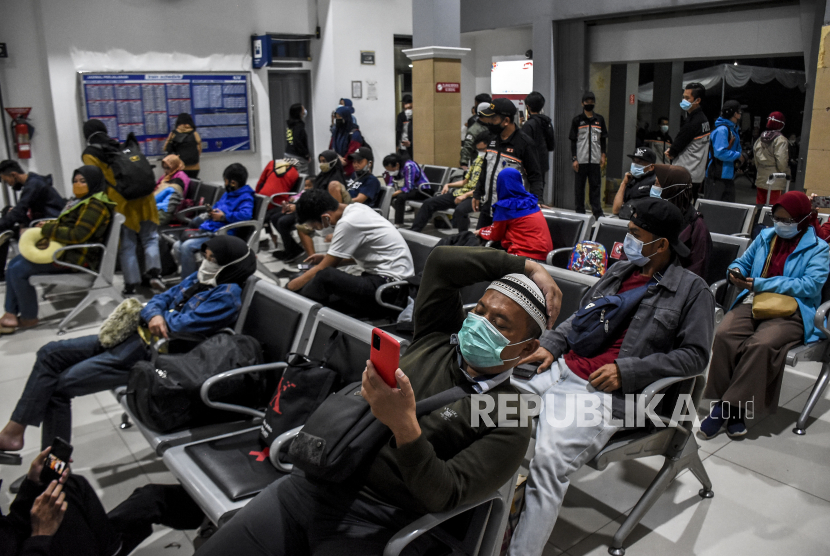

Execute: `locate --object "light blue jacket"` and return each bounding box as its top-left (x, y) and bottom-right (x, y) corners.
top-left (707, 117), bottom-right (742, 180)
top-left (729, 227), bottom-right (830, 342)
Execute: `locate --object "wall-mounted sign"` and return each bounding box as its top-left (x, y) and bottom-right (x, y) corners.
top-left (252, 35), bottom-right (271, 69)
top-left (361, 51), bottom-right (375, 65)
top-left (0, 43), bottom-right (7, 58)
top-left (352, 81), bottom-right (362, 99)
top-left (436, 82), bottom-right (460, 93)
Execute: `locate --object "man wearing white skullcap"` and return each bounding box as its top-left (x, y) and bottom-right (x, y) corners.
top-left (198, 246), bottom-right (564, 555)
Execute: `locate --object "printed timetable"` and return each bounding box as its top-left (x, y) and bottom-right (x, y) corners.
top-left (80, 72), bottom-right (254, 156)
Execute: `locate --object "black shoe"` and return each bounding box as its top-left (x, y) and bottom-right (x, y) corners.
top-left (122, 284), bottom-right (137, 295)
top-left (272, 249), bottom-right (304, 262)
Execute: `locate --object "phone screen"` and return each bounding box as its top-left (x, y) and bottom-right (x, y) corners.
top-left (40, 437), bottom-right (73, 484)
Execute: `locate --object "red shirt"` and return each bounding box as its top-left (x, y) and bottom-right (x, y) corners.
top-left (256, 164), bottom-right (299, 206)
top-left (564, 271), bottom-right (652, 381)
top-left (485, 211), bottom-right (553, 262)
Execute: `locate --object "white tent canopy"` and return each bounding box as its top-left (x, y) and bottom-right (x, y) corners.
top-left (638, 64), bottom-right (806, 103)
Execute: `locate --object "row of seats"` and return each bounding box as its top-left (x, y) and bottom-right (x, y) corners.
top-left (694, 198), bottom-right (830, 236)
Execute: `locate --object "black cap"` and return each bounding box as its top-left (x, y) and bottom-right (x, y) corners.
top-left (478, 98), bottom-right (517, 118)
top-left (629, 198), bottom-right (690, 258)
top-left (348, 146), bottom-right (373, 162)
top-left (721, 100), bottom-right (743, 118)
top-left (627, 146), bottom-right (657, 165)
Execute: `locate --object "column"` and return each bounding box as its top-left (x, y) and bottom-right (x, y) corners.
top-left (804, 25), bottom-right (830, 195)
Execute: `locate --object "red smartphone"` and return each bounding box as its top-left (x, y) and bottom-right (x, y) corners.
top-left (370, 328), bottom-right (401, 388)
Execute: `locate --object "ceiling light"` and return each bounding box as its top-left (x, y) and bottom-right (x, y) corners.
top-left (734, 61), bottom-right (738, 65)
top-left (408, 64), bottom-right (413, 68)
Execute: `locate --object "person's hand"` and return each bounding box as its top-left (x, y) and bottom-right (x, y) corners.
top-left (35, 221), bottom-right (47, 228)
top-left (728, 133), bottom-right (736, 148)
top-left (472, 198), bottom-right (480, 212)
top-left (35, 238), bottom-right (50, 250)
top-left (30, 479), bottom-right (68, 537)
top-left (210, 209), bottom-right (225, 222)
top-left (303, 253), bottom-right (325, 265)
top-left (324, 233), bottom-right (333, 242)
top-left (148, 315), bottom-right (169, 340)
top-left (402, 140), bottom-right (411, 147)
top-left (361, 361), bottom-right (420, 446)
top-left (600, 153), bottom-right (607, 169)
top-left (729, 271), bottom-right (754, 291)
top-left (461, 165), bottom-right (469, 171)
top-left (518, 346), bottom-right (555, 374)
top-left (392, 190), bottom-right (401, 197)
top-left (589, 363), bottom-right (621, 392)
top-left (282, 202), bottom-right (296, 214)
top-left (540, 203), bottom-right (553, 209)
top-left (524, 260), bottom-right (563, 329)
top-left (473, 228), bottom-right (482, 237)
top-left (455, 195), bottom-right (466, 205)
top-left (664, 148), bottom-right (672, 160)
top-left (572, 160), bottom-right (579, 173)
top-left (441, 184), bottom-right (449, 195)
top-left (27, 448), bottom-right (54, 484)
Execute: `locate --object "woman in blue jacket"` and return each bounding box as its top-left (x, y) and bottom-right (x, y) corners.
top-left (173, 163), bottom-right (254, 277)
top-left (701, 191), bottom-right (829, 439)
top-left (0, 235), bottom-right (256, 453)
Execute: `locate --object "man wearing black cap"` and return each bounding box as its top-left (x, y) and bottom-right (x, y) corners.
top-left (705, 100), bottom-right (745, 202)
top-left (569, 91), bottom-right (608, 219)
top-left (472, 98), bottom-right (543, 229)
top-left (612, 146), bottom-right (658, 218)
top-left (347, 147), bottom-right (382, 208)
top-left (508, 198), bottom-right (714, 556)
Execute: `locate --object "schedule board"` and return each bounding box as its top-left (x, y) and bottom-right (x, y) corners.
top-left (79, 72), bottom-right (254, 157)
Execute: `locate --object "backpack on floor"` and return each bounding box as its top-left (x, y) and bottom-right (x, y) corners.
top-left (125, 333), bottom-right (265, 433)
top-left (108, 133), bottom-right (157, 200)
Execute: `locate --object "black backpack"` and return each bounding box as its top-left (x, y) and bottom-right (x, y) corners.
top-left (107, 133), bottom-right (157, 200)
top-left (125, 333), bottom-right (265, 433)
top-left (168, 130), bottom-right (200, 166)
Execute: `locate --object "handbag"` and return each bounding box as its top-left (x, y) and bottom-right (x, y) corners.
top-left (751, 237), bottom-right (799, 319)
top-left (288, 380), bottom-right (476, 484)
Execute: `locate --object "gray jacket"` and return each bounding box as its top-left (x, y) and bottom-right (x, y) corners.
top-left (540, 260), bottom-right (715, 419)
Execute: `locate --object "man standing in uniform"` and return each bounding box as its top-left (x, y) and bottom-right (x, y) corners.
top-left (569, 92), bottom-right (607, 219)
top-left (665, 82), bottom-right (710, 200)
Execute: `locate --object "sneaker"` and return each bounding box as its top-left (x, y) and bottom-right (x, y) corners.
top-left (698, 404), bottom-right (726, 440)
top-left (122, 284), bottom-right (137, 295)
top-left (726, 417), bottom-right (747, 438)
top-left (149, 277), bottom-right (166, 292)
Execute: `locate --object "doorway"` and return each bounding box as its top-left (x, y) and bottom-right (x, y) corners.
top-left (394, 35), bottom-right (413, 116)
top-left (268, 71), bottom-right (313, 162)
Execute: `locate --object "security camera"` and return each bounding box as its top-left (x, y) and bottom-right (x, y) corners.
top-left (525, 50), bottom-right (533, 59)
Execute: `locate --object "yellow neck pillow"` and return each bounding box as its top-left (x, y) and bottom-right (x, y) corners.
top-left (19, 227), bottom-right (63, 265)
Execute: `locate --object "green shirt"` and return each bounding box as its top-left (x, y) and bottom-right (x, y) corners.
top-left (454, 156), bottom-right (484, 197)
top-left (362, 247), bottom-right (531, 514)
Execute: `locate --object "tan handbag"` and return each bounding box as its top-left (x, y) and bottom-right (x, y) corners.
top-left (751, 236), bottom-right (799, 319)
top-left (752, 292), bottom-right (798, 319)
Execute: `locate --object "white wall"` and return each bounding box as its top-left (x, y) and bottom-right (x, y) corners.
top-left (459, 26), bottom-right (532, 131)
top-left (311, 0), bottom-right (413, 167)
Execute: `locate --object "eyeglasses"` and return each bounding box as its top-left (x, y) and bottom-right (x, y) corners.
top-left (772, 214), bottom-right (807, 225)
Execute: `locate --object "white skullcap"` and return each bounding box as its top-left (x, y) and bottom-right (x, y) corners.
top-left (486, 273), bottom-right (548, 333)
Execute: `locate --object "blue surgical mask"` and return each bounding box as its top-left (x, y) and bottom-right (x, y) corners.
top-left (650, 186), bottom-right (663, 199)
top-left (660, 125), bottom-right (669, 134)
top-left (623, 233), bottom-right (660, 267)
top-left (630, 163), bottom-right (646, 177)
top-left (774, 222), bottom-right (799, 239)
top-left (458, 312), bottom-right (530, 370)
top-left (680, 99), bottom-right (692, 111)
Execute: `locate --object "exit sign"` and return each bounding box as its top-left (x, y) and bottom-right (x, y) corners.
top-left (629, 94), bottom-right (636, 105)
top-left (436, 82), bottom-right (460, 93)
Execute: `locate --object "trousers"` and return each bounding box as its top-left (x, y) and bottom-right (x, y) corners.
top-left (508, 360), bottom-right (620, 556)
top-left (268, 209), bottom-right (302, 255)
top-left (173, 235), bottom-right (211, 278)
top-left (392, 189), bottom-right (427, 225)
top-left (299, 268), bottom-right (391, 318)
top-left (4, 255), bottom-right (64, 319)
top-left (574, 163), bottom-right (603, 219)
top-left (410, 194), bottom-right (475, 233)
top-left (197, 474), bottom-right (434, 556)
top-left (120, 220), bottom-right (161, 286)
top-left (705, 178), bottom-right (735, 203)
top-left (10, 333), bottom-right (148, 449)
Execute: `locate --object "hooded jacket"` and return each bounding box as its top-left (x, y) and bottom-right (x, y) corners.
top-left (198, 184), bottom-right (255, 235)
top-left (521, 113), bottom-right (555, 174)
top-left (285, 119), bottom-right (310, 159)
top-left (0, 172), bottom-right (64, 227)
top-left (753, 132), bottom-right (789, 190)
top-left (669, 109), bottom-right (711, 183)
top-left (707, 117), bottom-right (742, 180)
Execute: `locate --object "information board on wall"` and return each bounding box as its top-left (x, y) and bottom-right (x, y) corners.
top-left (79, 72), bottom-right (254, 157)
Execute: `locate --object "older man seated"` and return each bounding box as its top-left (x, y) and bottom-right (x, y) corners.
top-left (198, 245), bottom-right (562, 555)
top-left (0, 235), bottom-right (257, 453)
top-left (507, 198), bottom-right (715, 556)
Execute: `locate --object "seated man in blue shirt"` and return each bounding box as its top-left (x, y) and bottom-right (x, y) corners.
top-left (347, 147), bottom-right (382, 208)
top-left (0, 235), bottom-right (257, 453)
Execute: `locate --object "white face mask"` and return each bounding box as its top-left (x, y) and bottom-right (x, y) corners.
top-left (197, 249), bottom-right (250, 286)
top-left (660, 125), bottom-right (669, 133)
top-left (404, 108), bottom-right (412, 119)
top-left (477, 150), bottom-right (486, 158)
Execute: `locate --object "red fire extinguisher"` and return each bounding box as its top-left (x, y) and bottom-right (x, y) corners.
top-left (4, 108), bottom-right (34, 159)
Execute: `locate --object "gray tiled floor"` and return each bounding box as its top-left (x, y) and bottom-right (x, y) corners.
top-left (2, 221), bottom-right (830, 555)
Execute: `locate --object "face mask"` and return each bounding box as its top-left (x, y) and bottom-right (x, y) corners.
top-left (484, 121), bottom-right (504, 136)
top-left (336, 118), bottom-right (346, 128)
top-left (388, 169), bottom-right (400, 178)
top-left (680, 99), bottom-right (693, 111)
top-left (583, 104), bottom-right (595, 112)
top-left (650, 186), bottom-right (663, 199)
top-left (197, 248), bottom-right (250, 286)
top-left (319, 161), bottom-right (332, 173)
top-left (773, 214), bottom-right (807, 239)
top-left (458, 312), bottom-right (531, 370)
top-left (404, 108), bottom-right (412, 118)
top-left (11, 181), bottom-right (24, 192)
top-left (630, 163), bottom-right (646, 178)
top-left (302, 110), bottom-right (307, 118)
top-left (72, 182), bottom-right (89, 199)
top-left (623, 233), bottom-right (660, 267)
top-left (660, 125), bottom-right (669, 133)
top-left (355, 164), bottom-right (370, 177)
top-left (477, 150), bottom-right (486, 158)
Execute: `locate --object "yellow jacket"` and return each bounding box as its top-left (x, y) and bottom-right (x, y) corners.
top-left (81, 152), bottom-right (159, 232)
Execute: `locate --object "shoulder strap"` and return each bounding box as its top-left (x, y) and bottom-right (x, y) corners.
top-left (415, 382), bottom-right (477, 417)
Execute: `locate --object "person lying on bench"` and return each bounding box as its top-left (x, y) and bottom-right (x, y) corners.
top-left (0, 235), bottom-right (257, 453)
top-left (199, 245), bottom-right (563, 556)
top-left (507, 198), bottom-right (715, 556)
top-left (287, 188), bottom-right (415, 319)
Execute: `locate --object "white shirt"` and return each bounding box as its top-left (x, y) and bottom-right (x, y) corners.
top-left (328, 203), bottom-right (415, 280)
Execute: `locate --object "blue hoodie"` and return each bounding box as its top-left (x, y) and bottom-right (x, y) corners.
top-left (141, 273), bottom-right (243, 335)
top-left (199, 184), bottom-right (255, 234)
top-left (706, 117), bottom-right (742, 180)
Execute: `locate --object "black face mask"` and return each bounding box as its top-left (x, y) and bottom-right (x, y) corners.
top-left (583, 104), bottom-right (595, 112)
top-left (11, 181), bottom-right (23, 192)
top-left (336, 119), bottom-right (346, 128)
top-left (484, 120), bottom-right (504, 136)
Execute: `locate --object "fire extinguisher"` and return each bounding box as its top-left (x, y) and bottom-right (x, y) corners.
top-left (11, 117), bottom-right (35, 159)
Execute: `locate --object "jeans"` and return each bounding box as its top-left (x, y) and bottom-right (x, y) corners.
top-left (299, 268), bottom-right (390, 318)
top-left (4, 255), bottom-right (64, 319)
top-left (574, 163), bottom-right (603, 219)
top-left (10, 333), bottom-right (148, 449)
top-left (173, 235), bottom-right (211, 278)
top-left (392, 189), bottom-right (428, 225)
top-left (0, 218), bottom-right (18, 276)
top-left (198, 474), bottom-right (432, 556)
top-left (705, 178), bottom-right (736, 203)
top-left (120, 220), bottom-right (161, 286)
top-left (507, 359), bottom-right (620, 556)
